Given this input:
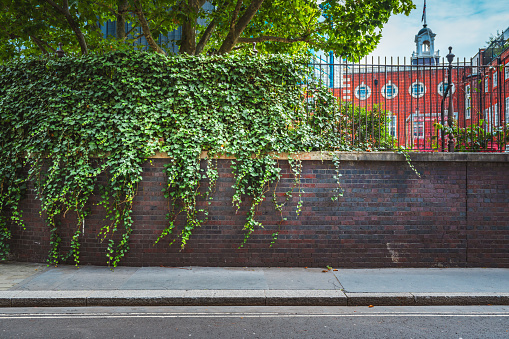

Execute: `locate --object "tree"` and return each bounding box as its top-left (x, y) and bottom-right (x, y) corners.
top-left (0, 0), bottom-right (414, 60)
top-left (0, 0), bottom-right (107, 59)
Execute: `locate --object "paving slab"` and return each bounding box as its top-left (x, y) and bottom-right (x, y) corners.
top-left (333, 268), bottom-right (509, 293)
top-left (10, 265), bottom-right (80, 290)
top-left (2, 263), bottom-right (509, 308)
top-left (122, 267), bottom-right (268, 290)
top-left (53, 266), bottom-right (140, 290)
top-left (0, 262), bottom-right (47, 290)
top-left (262, 268), bottom-right (341, 290)
top-left (12, 266), bottom-right (140, 290)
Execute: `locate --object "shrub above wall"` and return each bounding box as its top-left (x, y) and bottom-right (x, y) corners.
top-left (0, 51), bottom-right (396, 266)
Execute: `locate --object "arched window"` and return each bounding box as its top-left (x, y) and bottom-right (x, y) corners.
top-left (422, 40), bottom-right (430, 53)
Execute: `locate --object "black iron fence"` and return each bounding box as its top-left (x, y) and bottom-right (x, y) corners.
top-left (306, 56), bottom-right (509, 152)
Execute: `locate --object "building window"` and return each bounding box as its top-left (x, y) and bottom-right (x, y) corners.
top-left (381, 82), bottom-right (398, 99)
top-left (465, 85), bottom-right (471, 119)
top-left (438, 82), bottom-right (455, 96)
top-left (505, 64), bottom-right (509, 80)
top-left (444, 110), bottom-right (459, 122)
top-left (388, 114), bottom-right (397, 138)
top-left (484, 108), bottom-right (489, 131)
top-left (484, 107), bottom-right (493, 132)
top-left (494, 103), bottom-right (499, 127)
top-left (422, 41), bottom-right (430, 53)
top-left (505, 97), bottom-right (509, 125)
top-left (485, 77), bottom-right (489, 92)
top-left (493, 72), bottom-right (498, 88)
top-left (409, 82), bottom-right (426, 98)
top-left (414, 122), bottom-right (424, 138)
top-left (354, 83), bottom-right (371, 100)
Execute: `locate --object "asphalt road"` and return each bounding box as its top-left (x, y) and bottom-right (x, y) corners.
top-left (1, 306), bottom-right (508, 338)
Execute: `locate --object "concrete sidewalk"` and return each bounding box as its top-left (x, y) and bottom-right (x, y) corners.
top-left (1, 262), bottom-right (508, 307)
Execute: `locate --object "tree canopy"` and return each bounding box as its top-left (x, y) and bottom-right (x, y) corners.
top-left (0, 0), bottom-right (414, 61)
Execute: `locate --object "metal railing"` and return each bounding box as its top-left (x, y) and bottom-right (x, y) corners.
top-left (306, 54), bottom-right (509, 152)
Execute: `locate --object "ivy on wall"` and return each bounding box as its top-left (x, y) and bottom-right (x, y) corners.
top-left (0, 51), bottom-right (393, 265)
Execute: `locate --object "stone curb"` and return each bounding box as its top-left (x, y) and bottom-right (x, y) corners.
top-left (1, 291), bottom-right (508, 307)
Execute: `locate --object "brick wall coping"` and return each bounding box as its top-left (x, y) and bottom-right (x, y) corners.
top-left (146, 151), bottom-right (509, 162)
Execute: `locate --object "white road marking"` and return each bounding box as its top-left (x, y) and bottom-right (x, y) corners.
top-left (1, 312), bottom-right (509, 319)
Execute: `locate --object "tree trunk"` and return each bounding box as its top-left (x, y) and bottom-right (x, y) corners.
top-left (217, 0), bottom-right (265, 54)
top-left (195, 0), bottom-right (229, 55)
top-left (116, 0), bottom-right (129, 39)
top-left (180, 20), bottom-right (196, 54)
top-left (133, 1), bottom-right (166, 55)
top-left (179, 0), bottom-right (201, 55)
top-left (45, 0), bottom-right (88, 55)
top-left (195, 18), bottom-right (216, 55)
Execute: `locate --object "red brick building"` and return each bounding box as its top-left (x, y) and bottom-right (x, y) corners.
top-left (325, 21), bottom-right (509, 151)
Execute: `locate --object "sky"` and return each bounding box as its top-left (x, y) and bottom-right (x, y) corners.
top-left (367, 0), bottom-right (509, 61)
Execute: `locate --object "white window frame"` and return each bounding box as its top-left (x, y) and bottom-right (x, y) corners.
top-left (354, 82), bottom-right (371, 100)
top-left (443, 110), bottom-right (459, 122)
top-left (506, 97), bottom-right (509, 125)
top-left (438, 81), bottom-right (455, 96)
top-left (485, 77), bottom-right (489, 92)
top-left (414, 122), bottom-right (424, 138)
top-left (485, 107), bottom-right (493, 132)
top-left (388, 113), bottom-right (397, 138)
top-left (381, 82), bottom-right (398, 99)
top-left (409, 81), bottom-right (426, 98)
top-left (493, 71), bottom-right (498, 88)
top-left (484, 108), bottom-right (489, 131)
top-left (494, 103), bottom-right (499, 126)
top-left (465, 85), bottom-right (471, 119)
top-left (505, 64), bottom-right (509, 80)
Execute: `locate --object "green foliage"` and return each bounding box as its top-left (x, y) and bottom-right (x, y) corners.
top-left (0, 0), bottom-right (109, 59)
top-left (435, 120), bottom-right (509, 152)
top-left (306, 95), bottom-right (397, 151)
top-left (0, 0), bottom-right (415, 60)
top-left (0, 50), bottom-right (393, 264)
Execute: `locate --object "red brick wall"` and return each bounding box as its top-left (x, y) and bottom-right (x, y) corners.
top-left (466, 162), bottom-right (509, 266)
top-left (9, 157), bottom-right (509, 268)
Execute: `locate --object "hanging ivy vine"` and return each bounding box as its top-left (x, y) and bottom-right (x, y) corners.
top-left (0, 51), bottom-right (394, 265)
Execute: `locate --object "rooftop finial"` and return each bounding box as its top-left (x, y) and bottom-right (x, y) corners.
top-left (421, 0), bottom-right (427, 27)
